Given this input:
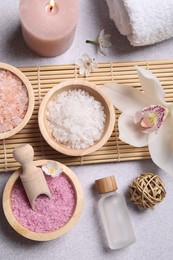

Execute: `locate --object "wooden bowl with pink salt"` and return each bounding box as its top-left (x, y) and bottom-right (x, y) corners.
top-left (0, 62), bottom-right (34, 139)
top-left (38, 79), bottom-right (115, 156)
top-left (3, 160), bottom-right (84, 241)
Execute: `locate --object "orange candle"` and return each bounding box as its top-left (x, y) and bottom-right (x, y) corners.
top-left (19, 0), bottom-right (80, 57)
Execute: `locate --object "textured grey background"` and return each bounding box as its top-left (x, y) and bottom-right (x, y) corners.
top-left (0, 1), bottom-right (173, 260)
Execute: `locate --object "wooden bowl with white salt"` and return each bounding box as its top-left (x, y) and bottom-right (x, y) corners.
top-left (0, 62), bottom-right (34, 139)
top-left (38, 79), bottom-right (115, 156)
top-left (3, 160), bottom-right (84, 241)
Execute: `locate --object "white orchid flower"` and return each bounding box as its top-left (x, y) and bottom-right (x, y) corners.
top-left (75, 53), bottom-right (98, 76)
top-left (86, 29), bottom-right (112, 56)
top-left (102, 66), bottom-right (173, 175)
top-left (42, 161), bottom-right (63, 177)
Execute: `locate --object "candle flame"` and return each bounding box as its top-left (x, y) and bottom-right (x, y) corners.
top-left (50, 0), bottom-right (55, 9)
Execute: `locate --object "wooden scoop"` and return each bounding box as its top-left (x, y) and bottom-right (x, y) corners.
top-left (13, 144), bottom-right (51, 210)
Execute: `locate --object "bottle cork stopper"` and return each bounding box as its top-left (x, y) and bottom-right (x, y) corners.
top-left (95, 175), bottom-right (118, 194)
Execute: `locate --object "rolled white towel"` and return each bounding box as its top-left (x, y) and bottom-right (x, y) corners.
top-left (106, 0), bottom-right (173, 46)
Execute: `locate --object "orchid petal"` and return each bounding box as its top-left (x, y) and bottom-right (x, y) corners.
top-left (136, 66), bottom-right (165, 105)
top-left (142, 125), bottom-right (158, 134)
top-left (148, 113), bottom-right (173, 175)
top-left (102, 83), bottom-right (151, 116)
top-left (118, 114), bottom-right (148, 147)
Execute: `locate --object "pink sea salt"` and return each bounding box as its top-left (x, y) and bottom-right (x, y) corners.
top-left (11, 174), bottom-right (76, 233)
top-left (0, 69), bottom-right (28, 133)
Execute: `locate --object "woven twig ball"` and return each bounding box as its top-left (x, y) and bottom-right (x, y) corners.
top-left (129, 173), bottom-right (166, 209)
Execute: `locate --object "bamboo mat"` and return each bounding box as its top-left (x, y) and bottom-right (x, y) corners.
top-left (1, 60), bottom-right (173, 172)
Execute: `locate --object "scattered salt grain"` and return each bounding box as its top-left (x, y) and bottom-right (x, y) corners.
top-left (46, 89), bottom-right (106, 149)
top-left (11, 173), bottom-right (76, 233)
top-left (0, 69), bottom-right (28, 133)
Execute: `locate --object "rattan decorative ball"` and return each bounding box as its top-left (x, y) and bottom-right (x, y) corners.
top-left (129, 173), bottom-right (166, 209)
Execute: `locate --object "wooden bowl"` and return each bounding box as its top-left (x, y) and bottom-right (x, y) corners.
top-left (38, 79), bottom-right (115, 156)
top-left (3, 160), bottom-right (84, 241)
top-left (0, 62), bottom-right (34, 140)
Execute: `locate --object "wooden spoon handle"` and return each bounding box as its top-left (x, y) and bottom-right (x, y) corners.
top-left (13, 144), bottom-right (51, 210)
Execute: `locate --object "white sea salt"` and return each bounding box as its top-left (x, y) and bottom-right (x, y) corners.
top-left (46, 89), bottom-right (106, 149)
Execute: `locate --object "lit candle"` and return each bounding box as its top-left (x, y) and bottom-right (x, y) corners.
top-left (19, 0), bottom-right (80, 57)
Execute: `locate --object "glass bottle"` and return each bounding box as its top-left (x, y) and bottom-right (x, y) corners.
top-left (95, 176), bottom-right (136, 249)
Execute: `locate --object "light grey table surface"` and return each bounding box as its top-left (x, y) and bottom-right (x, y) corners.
top-left (0, 1), bottom-right (173, 260)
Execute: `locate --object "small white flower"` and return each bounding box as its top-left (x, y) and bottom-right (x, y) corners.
top-left (75, 53), bottom-right (98, 76)
top-left (86, 29), bottom-right (112, 56)
top-left (42, 161), bottom-right (63, 177)
top-left (98, 29), bottom-right (112, 55)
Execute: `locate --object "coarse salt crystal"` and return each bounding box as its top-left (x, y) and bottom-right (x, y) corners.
top-left (0, 69), bottom-right (28, 133)
top-left (46, 89), bottom-right (106, 149)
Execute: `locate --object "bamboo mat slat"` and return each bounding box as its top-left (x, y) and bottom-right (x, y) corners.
top-left (1, 60), bottom-right (173, 172)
